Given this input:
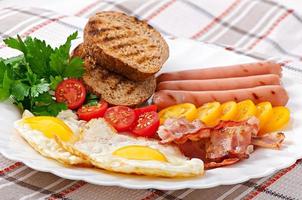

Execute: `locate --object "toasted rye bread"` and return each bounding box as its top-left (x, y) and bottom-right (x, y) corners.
top-left (73, 43), bottom-right (156, 106)
top-left (84, 11), bottom-right (169, 81)
top-left (83, 57), bottom-right (156, 106)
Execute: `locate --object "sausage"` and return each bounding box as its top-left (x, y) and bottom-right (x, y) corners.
top-left (157, 62), bottom-right (282, 83)
top-left (153, 85), bottom-right (288, 110)
top-left (157, 74), bottom-right (280, 91)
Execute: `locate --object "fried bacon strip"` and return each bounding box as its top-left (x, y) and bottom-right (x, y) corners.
top-left (157, 118), bottom-right (207, 144)
top-left (252, 132), bottom-right (285, 149)
top-left (205, 158), bottom-right (240, 169)
top-left (158, 117), bottom-right (285, 169)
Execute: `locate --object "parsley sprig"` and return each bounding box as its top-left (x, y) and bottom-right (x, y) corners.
top-left (0, 32), bottom-right (84, 116)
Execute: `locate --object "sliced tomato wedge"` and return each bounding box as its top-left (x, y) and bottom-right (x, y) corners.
top-left (132, 111), bottom-right (159, 137)
top-left (104, 106), bottom-right (136, 132)
top-left (77, 100), bottom-right (108, 121)
top-left (55, 79), bottom-right (86, 109)
top-left (134, 105), bottom-right (157, 116)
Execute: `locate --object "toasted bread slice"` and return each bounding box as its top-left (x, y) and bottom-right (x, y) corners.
top-left (72, 43), bottom-right (156, 106)
top-left (72, 43), bottom-right (86, 58)
top-left (84, 11), bottom-right (169, 81)
top-left (73, 43), bottom-right (156, 106)
top-left (83, 57), bottom-right (156, 106)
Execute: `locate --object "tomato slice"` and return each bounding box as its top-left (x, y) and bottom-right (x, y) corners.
top-left (256, 102), bottom-right (273, 129)
top-left (77, 100), bottom-right (108, 121)
top-left (132, 111), bottom-right (160, 137)
top-left (260, 106), bottom-right (290, 134)
top-left (55, 79), bottom-right (86, 109)
top-left (234, 100), bottom-right (256, 121)
top-left (220, 101), bottom-right (237, 121)
top-left (104, 106), bottom-right (136, 132)
top-left (158, 103), bottom-right (197, 124)
top-left (197, 102), bottom-right (221, 126)
top-left (134, 105), bottom-right (157, 116)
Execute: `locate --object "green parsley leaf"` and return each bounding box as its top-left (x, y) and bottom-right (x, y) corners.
top-left (0, 61), bottom-right (6, 84)
top-left (0, 70), bottom-right (14, 101)
top-left (4, 36), bottom-right (54, 77)
top-left (48, 102), bottom-right (67, 116)
top-left (33, 92), bottom-right (53, 105)
top-left (49, 75), bottom-right (63, 90)
top-left (30, 79), bottom-right (49, 97)
top-left (24, 37), bottom-right (54, 77)
top-left (11, 81), bottom-right (30, 101)
top-left (63, 57), bottom-right (84, 77)
top-left (3, 55), bottom-right (24, 66)
top-left (32, 101), bottom-right (67, 116)
top-left (4, 35), bottom-right (27, 53)
top-left (50, 32), bottom-right (79, 76)
top-left (26, 71), bottom-right (38, 85)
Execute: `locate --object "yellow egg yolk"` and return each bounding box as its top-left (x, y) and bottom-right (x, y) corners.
top-left (23, 116), bottom-right (73, 142)
top-left (112, 145), bottom-right (167, 162)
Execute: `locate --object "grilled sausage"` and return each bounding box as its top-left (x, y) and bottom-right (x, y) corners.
top-left (153, 85), bottom-right (288, 110)
top-left (156, 74), bottom-right (280, 91)
top-left (157, 62), bottom-right (281, 83)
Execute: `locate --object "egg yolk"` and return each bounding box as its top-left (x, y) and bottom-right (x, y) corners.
top-left (112, 145), bottom-right (167, 162)
top-left (23, 116), bottom-right (73, 142)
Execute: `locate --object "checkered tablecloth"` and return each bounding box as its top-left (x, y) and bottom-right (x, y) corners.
top-left (0, 0), bottom-right (302, 199)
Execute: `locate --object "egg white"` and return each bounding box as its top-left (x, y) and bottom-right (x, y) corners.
top-left (14, 110), bottom-right (90, 166)
top-left (57, 118), bottom-right (204, 177)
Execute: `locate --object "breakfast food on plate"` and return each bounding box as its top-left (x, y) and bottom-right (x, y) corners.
top-left (55, 118), bottom-right (204, 177)
top-left (157, 74), bottom-right (280, 91)
top-left (156, 98), bottom-right (289, 167)
top-left (73, 43), bottom-right (157, 106)
top-left (83, 56), bottom-right (156, 106)
top-left (158, 100), bottom-right (290, 133)
top-left (153, 85), bottom-right (289, 110)
top-left (154, 61), bottom-right (288, 110)
top-left (14, 111), bottom-right (90, 166)
top-left (84, 11), bottom-right (169, 81)
top-left (0, 11), bottom-right (292, 179)
top-left (158, 116), bottom-right (285, 169)
top-left (157, 61), bottom-right (281, 82)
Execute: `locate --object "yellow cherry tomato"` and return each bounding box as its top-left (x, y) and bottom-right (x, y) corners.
top-left (261, 106), bottom-right (290, 134)
top-left (158, 103), bottom-right (197, 124)
top-left (234, 100), bottom-right (257, 121)
top-left (256, 102), bottom-right (273, 129)
top-left (220, 101), bottom-right (237, 121)
top-left (197, 102), bottom-right (221, 126)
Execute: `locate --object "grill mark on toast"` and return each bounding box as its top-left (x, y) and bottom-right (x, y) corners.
top-left (110, 40), bottom-right (138, 49)
top-left (136, 55), bottom-right (160, 64)
top-left (110, 38), bottom-right (148, 50)
top-left (122, 51), bottom-right (140, 57)
top-left (84, 12), bottom-right (169, 81)
top-left (102, 34), bottom-right (128, 42)
top-left (101, 30), bottom-right (136, 43)
top-left (147, 44), bottom-right (157, 50)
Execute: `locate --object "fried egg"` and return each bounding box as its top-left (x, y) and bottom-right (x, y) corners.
top-left (14, 110), bottom-right (90, 166)
top-left (57, 118), bottom-right (204, 177)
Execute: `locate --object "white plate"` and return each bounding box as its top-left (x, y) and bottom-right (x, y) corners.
top-left (1, 38), bottom-right (302, 190)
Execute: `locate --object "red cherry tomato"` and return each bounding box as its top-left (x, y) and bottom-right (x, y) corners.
top-left (55, 79), bottom-right (86, 109)
top-left (77, 101), bottom-right (108, 121)
top-left (104, 106), bottom-right (136, 132)
top-left (132, 111), bottom-right (159, 137)
top-left (134, 105), bottom-right (157, 116)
